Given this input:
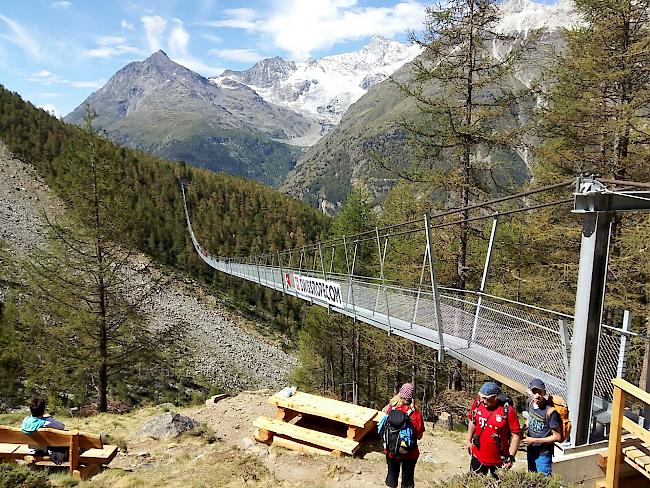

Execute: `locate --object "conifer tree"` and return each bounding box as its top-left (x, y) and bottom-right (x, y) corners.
top-left (537, 0), bottom-right (650, 181)
top-left (26, 106), bottom-right (163, 412)
top-left (393, 0), bottom-right (537, 289)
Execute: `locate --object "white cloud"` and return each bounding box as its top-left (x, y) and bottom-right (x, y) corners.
top-left (0, 15), bottom-right (44, 59)
top-left (51, 1), bottom-right (72, 8)
top-left (168, 19), bottom-right (190, 55)
top-left (200, 32), bottom-right (222, 43)
top-left (144, 17), bottom-right (225, 77)
top-left (27, 70), bottom-right (67, 84)
top-left (81, 35), bottom-right (141, 59)
top-left (263, 0), bottom-right (426, 60)
top-left (82, 45), bottom-right (140, 58)
top-left (26, 69), bottom-right (104, 90)
top-left (38, 103), bottom-right (59, 117)
top-left (198, 8), bottom-right (258, 29)
top-left (200, 1), bottom-right (426, 60)
top-left (141, 15), bottom-right (167, 53)
top-left (210, 48), bottom-right (262, 64)
top-left (69, 80), bottom-right (105, 89)
top-left (121, 19), bottom-right (134, 31)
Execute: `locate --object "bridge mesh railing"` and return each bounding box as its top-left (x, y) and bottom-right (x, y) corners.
top-left (205, 258), bottom-right (625, 402)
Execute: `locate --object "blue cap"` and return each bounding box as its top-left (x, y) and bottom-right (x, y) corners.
top-left (479, 382), bottom-right (501, 397)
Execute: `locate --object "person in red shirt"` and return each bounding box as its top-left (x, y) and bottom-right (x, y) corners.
top-left (382, 383), bottom-right (425, 488)
top-left (466, 382), bottom-right (521, 476)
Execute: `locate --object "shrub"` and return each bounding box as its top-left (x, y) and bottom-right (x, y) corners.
top-left (0, 464), bottom-right (53, 488)
top-left (430, 470), bottom-right (574, 488)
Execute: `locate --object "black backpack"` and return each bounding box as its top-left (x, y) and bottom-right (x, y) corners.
top-left (381, 407), bottom-right (416, 456)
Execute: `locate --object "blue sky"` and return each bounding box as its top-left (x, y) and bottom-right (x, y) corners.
top-left (0, 0), bottom-right (559, 117)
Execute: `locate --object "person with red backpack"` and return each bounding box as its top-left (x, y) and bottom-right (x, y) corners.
top-left (379, 383), bottom-right (425, 488)
top-left (522, 379), bottom-right (563, 476)
top-left (466, 382), bottom-right (522, 477)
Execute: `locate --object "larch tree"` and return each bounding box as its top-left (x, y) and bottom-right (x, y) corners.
top-left (537, 0), bottom-right (650, 181)
top-left (391, 0), bottom-right (538, 289)
top-left (537, 0), bottom-right (650, 388)
top-left (26, 106), bottom-right (164, 411)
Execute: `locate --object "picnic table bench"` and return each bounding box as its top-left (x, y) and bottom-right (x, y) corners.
top-left (254, 391), bottom-right (382, 456)
top-left (0, 424), bottom-right (118, 479)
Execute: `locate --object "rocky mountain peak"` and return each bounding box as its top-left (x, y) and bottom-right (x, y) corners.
top-left (496, 0), bottom-right (579, 35)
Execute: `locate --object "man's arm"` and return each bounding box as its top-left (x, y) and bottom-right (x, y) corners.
top-left (466, 420), bottom-right (476, 455)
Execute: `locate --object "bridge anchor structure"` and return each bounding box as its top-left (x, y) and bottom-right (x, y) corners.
top-left (181, 177), bottom-right (648, 446)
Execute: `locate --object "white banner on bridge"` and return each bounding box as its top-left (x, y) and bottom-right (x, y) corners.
top-left (293, 274), bottom-right (343, 306)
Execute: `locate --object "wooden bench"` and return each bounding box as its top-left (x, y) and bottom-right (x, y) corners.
top-left (0, 425), bottom-right (118, 479)
top-left (254, 416), bottom-right (359, 456)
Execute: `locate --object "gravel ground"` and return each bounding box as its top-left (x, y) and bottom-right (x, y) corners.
top-left (0, 141), bottom-right (296, 390)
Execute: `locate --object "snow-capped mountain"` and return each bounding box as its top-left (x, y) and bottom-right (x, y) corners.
top-left (496, 0), bottom-right (579, 35)
top-left (212, 36), bottom-right (422, 144)
top-left (281, 0), bottom-right (582, 213)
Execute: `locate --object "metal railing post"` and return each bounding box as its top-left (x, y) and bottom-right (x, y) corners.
top-left (318, 242), bottom-right (326, 280)
top-left (559, 318), bottom-right (571, 382)
top-left (278, 250), bottom-right (285, 296)
top-left (470, 214), bottom-right (499, 346)
top-left (424, 212), bottom-right (445, 359)
top-left (374, 228), bottom-right (391, 327)
top-left (617, 310), bottom-right (631, 379)
top-left (343, 236), bottom-right (357, 318)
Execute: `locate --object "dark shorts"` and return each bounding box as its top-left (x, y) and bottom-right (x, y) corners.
top-left (470, 456), bottom-right (500, 477)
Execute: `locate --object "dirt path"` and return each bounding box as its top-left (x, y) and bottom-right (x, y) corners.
top-left (115, 391), bottom-right (515, 487)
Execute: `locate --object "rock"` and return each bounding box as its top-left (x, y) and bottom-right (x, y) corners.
top-left (205, 394), bottom-right (229, 406)
top-left (136, 412), bottom-right (200, 439)
top-left (241, 437), bottom-right (256, 449)
top-left (438, 412), bottom-right (454, 430)
top-left (156, 402), bottom-right (176, 412)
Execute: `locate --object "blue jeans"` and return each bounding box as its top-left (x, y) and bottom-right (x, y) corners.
top-left (527, 448), bottom-right (552, 476)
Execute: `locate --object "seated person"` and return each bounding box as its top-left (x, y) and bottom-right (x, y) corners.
top-left (21, 397), bottom-right (68, 464)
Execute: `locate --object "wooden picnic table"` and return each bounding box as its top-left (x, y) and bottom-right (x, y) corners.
top-left (268, 391), bottom-right (381, 442)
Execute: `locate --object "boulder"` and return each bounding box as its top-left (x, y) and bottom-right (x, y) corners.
top-left (137, 412), bottom-right (200, 439)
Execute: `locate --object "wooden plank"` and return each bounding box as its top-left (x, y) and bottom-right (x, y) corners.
top-left (271, 435), bottom-right (336, 456)
top-left (254, 428), bottom-right (273, 444)
top-left (606, 385), bottom-right (625, 488)
top-left (269, 392), bottom-right (378, 428)
top-left (622, 418), bottom-right (650, 447)
top-left (633, 455), bottom-right (650, 470)
top-left (253, 416), bottom-right (359, 454)
top-left (625, 448), bottom-right (646, 462)
top-left (69, 430), bottom-right (79, 476)
top-left (0, 444), bottom-right (18, 456)
top-left (275, 407), bottom-right (301, 423)
top-left (347, 419), bottom-right (376, 442)
top-left (623, 456), bottom-right (650, 481)
top-left (0, 426), bottom-right (102, 449)
top-left (79, 445), bottom-right (118, 464)
top-left (613, 378), bottom-right (650, 408)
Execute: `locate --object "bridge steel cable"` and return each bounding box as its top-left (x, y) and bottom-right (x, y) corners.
top-left (180, 180), bottom-right (629, 446)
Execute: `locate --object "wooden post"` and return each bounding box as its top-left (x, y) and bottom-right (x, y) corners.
top-left (69, 430), bottom-right (80, 478)
top-left (605, 385), bottom-right (625, 488)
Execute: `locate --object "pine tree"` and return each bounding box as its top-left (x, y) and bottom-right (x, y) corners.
top-left (537, 0), bottom-right (650, 181)
top-left (391, 0), bottom-right (537, 289)
top-left (25, 106), bottom-right (163, 412)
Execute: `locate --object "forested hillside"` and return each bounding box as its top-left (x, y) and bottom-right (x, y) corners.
top-left (0, 84), bottom-right (329, 409)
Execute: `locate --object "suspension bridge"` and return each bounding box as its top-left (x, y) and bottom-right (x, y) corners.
top-left (181, 177), bottom-right (650, 446)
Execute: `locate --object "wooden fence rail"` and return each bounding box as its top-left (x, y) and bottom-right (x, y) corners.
top-left (606, 378), bottom-right (650, 487)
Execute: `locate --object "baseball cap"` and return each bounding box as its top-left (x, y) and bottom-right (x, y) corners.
top-left (528, 379), bottom-right (546, 391)
top-left (478, 382), bottom-right (501, 397)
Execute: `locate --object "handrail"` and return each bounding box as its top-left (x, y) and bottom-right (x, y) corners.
top-left (606, 377), bottom-right (650, 487)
